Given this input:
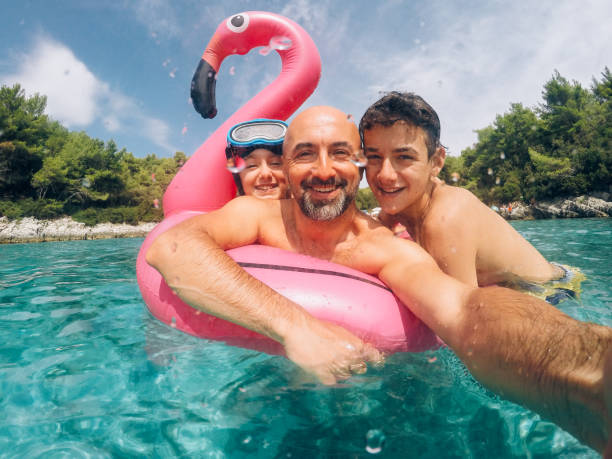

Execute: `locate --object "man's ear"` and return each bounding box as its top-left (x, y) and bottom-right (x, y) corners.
top-left (431, 146), bottom-right (446, 177)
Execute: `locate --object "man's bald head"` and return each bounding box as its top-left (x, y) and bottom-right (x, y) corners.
top-left (281, 106), bottom-right (362, 221)
top-left (283, 106), bottom-right (361, 156)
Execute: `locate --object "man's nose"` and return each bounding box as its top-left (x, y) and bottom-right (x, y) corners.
top-left (312, 152), bottom-right (335, 180)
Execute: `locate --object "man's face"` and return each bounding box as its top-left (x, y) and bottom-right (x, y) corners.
top-left (364, 122), bottom-right (441, 215)
top-left (283, 110), bottom-right (361, 221)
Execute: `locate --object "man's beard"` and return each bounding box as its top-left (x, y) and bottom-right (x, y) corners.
top-left (295, 176), bottom-right (358, 221)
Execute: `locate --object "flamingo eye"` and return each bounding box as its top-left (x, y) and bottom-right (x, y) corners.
top-left (226, 13), bottom-right (250, 33)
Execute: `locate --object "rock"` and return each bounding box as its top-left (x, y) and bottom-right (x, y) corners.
top-left (532, 195), bottom-right (611, 219)
top-left (0, 216), bottom-right (157, 244)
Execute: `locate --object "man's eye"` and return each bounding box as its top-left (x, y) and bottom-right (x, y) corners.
top-left (270, 161), bottom-right (282, 168)
top-left (365, 154), bottom-right (381, 162)
top-left (333, 150), bottom-right (350, 159)
top-left (296, 151), bottom-right (314, 160)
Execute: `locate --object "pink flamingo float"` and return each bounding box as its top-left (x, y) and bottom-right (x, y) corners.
top-left (136, 11), bottom-right (438, 354)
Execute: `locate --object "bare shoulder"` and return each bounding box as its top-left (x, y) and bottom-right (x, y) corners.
top-left (421, 186), bottom-right (478, 240)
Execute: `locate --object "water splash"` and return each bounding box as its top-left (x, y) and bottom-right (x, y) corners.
top-left (487, 168), bottom-right (493, 175)
top-left (162, 59), bottom-right (170, 67)
top-left (451, 172), bottom-right (460, 183)
top-left (259, 46), bottom-right (272, 56)
top-left (229, 66), bottom-right (236, 76)
top-left (269, 36), bottom-right (292, 50)
top-left (181, 125), bottom-right (188, 135)
top-left (226, 156), bottom-right (246, 173)
top-left (500, 152), bottom-right (505, 159)
top-left (169, 68), bottom-right (177, 78)
top-left (351, 151), bottom-right (368, 168)
top-left (495, 177), bottom-right (501, 185)
top-left (365, 429), bottom-right (385, 454)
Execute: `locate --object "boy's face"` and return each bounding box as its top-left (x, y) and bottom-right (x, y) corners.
top-left (363, 121), bottom-right (443, 215)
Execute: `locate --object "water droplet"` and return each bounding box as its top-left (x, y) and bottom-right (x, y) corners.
top-left (81, 178), bottom-right (91, 188)
top-left (169, 68), bottom-right (177, 78)
top-left (365, 429), bottom-right (385, 454)
top-left (531, 125), bottom-right (537, 131)
top-left (347, 114), bottom-right (354, 122)
top-left (451, 172), bottom-right (460, 182)
top-left (419, 20), bottom-right (425, 27)
top-left (238, 387), bottom-right (246, 393)
top-left (487, 168), bottom-right (493, 175)
top-left (269, 36), bottom-right (292, 50)
top-left (153, 199), bottom-right (159, 209)
top-left (259, 46), bottom-right (272, 56)
top-left (207, 71), bottom-right (213, 78)
top-left (227, 156), bottom-right (246, 173)
top-left (0, 129), bottom-right (4, 137)
top-left (414, 38), bottom-right (421, 45)
top-left (495, 177), bottom-right (500, 185)
top-left (162, 59), bottom-right (170, 67)
top-left (229, 66), bottom-right (236, 76)
top-left (151, 173), bottom-right (156, 182)
top-left (181, 125), bottom-right (188, 135)
top-left (242, 435), bottom-right (252, 444)
top-left (351, 151), bottom-right (368, 168)
top-left (171, 317), bottom-right (176, 328)
top-left (427, 356), bottom-right (437, 363)
top-left (500, 152), bottom-right (505, 159)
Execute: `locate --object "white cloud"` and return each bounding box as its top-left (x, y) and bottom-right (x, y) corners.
top-left (354, 0), bottom-right (612, 154)
top-left (1, 36), bottom-right (177, 153)
top-left (2, 39), bottom-right (100, 127)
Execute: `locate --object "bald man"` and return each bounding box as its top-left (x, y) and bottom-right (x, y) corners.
top-left (147, 106), bottom-right (611, 452)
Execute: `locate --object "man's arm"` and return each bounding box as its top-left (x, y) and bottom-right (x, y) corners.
top-left (146, 197), bottom-right (382, 384)
top-left (376, 237), bottom-right (611, 452)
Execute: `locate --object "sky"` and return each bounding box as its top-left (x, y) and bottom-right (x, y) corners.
top-left (1, 0), bottom-right (610, 159)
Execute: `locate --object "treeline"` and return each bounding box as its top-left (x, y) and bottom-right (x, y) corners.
top-left (439, 68), bottom-right (611, 204)
top-left (0, 84), bottom-right (185, 224)
top-left (2, 68), bottom-right (610, 224)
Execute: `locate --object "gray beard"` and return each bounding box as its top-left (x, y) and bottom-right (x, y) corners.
top-left (297, 186), bottom-right (357, 221)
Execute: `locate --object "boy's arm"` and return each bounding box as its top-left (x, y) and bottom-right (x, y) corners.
top-left (146, 197), bottom-right (382, 384)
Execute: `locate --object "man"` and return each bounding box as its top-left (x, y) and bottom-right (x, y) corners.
top-left (360, 92), bottom-right (582, 302)
top-left (146, 106), bottom-right (610, 452)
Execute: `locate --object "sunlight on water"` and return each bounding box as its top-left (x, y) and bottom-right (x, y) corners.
top-left (0, 220), bottom-right (609, 457)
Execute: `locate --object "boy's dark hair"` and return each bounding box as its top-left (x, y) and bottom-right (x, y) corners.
top-left (359, 92), bottom-right (441, 158)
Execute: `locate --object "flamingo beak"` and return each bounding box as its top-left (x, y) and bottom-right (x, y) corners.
top-left (191, 59), bottom-right (218, 119)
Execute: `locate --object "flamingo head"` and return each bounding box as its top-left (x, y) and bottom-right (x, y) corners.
top-left (191, 11), bottom-right (304, 119)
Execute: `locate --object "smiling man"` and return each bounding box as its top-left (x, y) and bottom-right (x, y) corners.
top-left (146, 106), bottom-right (610, 452)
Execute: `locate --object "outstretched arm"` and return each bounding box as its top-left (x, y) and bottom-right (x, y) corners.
top-left (377, 237), bottom-right (611, 452)
top-left (146, 197), bottom-right (382, 384)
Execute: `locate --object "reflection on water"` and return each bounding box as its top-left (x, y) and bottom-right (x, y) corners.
top-left (0, 219), bottom-right (609, 457)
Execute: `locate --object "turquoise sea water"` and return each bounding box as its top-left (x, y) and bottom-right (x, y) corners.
top-left (0, 218), bottom-right (610, 458)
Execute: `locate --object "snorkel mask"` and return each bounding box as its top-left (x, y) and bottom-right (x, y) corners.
top-left (225, 119), bottom-right (287, 195)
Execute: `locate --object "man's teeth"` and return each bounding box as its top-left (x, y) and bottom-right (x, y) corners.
top-left (313, 185), bottom-right (336, 192)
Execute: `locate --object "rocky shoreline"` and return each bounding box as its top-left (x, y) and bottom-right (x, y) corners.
top-left (499, 192), bottom-right (612, 220)
top-left (0, 193), bottom-right (610, 244)
top-left (0, 216), bottom-right (157, 244)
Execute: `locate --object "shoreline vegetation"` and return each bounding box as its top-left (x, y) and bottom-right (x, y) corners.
top-left (1, 68), bottom-right (610, 239)
top-left (1, 192), bottom-right (609, 244)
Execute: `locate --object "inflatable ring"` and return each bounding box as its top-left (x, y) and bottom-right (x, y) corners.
top-left (135, 11), bottom-right (439, 353)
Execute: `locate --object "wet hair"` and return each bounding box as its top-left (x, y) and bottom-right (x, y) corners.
top-left (359, 92), bottom-right (441, 158)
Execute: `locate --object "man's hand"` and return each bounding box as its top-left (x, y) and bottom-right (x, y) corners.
top-left (282, 315), bottom-right (384, 385)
